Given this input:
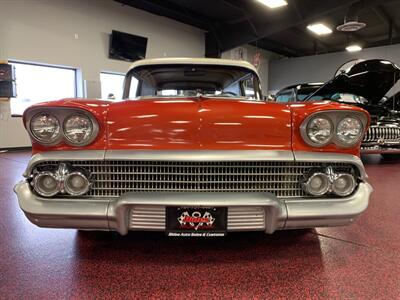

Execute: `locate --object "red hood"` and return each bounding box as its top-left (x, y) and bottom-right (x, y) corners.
top-left (107, 97), bottom-right (292, 150)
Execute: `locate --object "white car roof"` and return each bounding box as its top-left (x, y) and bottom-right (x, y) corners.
top-left (128, 57), bottom-right (259, 75)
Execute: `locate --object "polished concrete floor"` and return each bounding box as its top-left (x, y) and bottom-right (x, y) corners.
top-left (1, 150), bottom-right (400, 299)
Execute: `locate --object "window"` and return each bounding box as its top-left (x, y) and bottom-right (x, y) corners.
top-left (242, 76), bottom-right (256, 99)
top-left (159, 89), bottom-right (178, 96)
top-left (296, 87), bottom-right (320, 101)
top-left (10, 62), bottom-right (76, 116)
top-left (100, 72), bottom-right (125, 100)
top-left (276, 89), bottom-right (294, 103)
top-left (124, 64), bottom-right (262, 100)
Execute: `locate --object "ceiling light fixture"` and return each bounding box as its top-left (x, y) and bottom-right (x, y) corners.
top-left (307, 23), bottom-right (333, 35)
top-left (256, 0), bottom-right (288, 9)
top-left (346, 44), bottom-right (362, 52)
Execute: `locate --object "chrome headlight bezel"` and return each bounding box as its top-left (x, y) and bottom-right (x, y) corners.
top-left (63, 114), bottom-right (97, 147)
top-left (26, 108), bottom-right (99, 147)
top-left (335, 116), bottom-right (364, 147)
top-left (29, 113), bottom-right (62, 145)
top-left (300, 110), bottom-right (368, 148)
top-left (32, 171), bottom-right (60, 197)
top-left (302, 115), bottom-right (334, 147)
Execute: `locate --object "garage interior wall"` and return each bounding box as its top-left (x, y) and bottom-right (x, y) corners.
top-left (268, 43), bottom-right (400, 93)
top-left (0, 0), bottom-right (205, 148)
top-left (222, 44), bottom-right (279, 93)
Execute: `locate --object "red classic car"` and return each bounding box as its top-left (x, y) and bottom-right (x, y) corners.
top-left (14, 58), bottom-right (372, 236)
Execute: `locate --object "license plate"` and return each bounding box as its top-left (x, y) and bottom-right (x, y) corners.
top-left (166, 207), bottom-right (227, 237)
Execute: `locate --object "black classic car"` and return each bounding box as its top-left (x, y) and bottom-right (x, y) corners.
top-left (275, 59), bottom-right (400, 158)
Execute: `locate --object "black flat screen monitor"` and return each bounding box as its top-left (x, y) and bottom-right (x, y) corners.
top-left (109, 30), bottom-right (147, 62)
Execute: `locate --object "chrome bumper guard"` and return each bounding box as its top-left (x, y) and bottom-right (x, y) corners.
top-left (14, 180), bottom-right (372, 235)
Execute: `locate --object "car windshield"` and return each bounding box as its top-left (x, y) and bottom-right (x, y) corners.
top-left (295, 86), bottom-right (335, 101)
top-left (123, 64), bottom-right (262, 100)
top-left (297, 87), bottom-right (321, 101)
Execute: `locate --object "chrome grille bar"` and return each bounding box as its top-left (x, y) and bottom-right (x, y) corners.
top-left (34, 160), bottom-right (354, 198)
top-left (363, 126), bottom-right (400, 143)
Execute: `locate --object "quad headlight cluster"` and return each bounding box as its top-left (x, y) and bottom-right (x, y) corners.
top-left (301, 111), bottom-right (367, 148)
top-left (302, 166), bottom-right (357, 197)
top-left (28, 109), bottom-right (99, 146)
top-left (32, 163), bottom-right (92, 197)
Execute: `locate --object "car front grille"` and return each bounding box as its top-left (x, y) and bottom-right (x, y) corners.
top-left (34, 160), bottom-right (355, 199)
top-left (363, 126), bottom-right (400, 143)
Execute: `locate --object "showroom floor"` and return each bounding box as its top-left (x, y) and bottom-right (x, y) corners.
top-left (1, 150), bottom-right (399, 299)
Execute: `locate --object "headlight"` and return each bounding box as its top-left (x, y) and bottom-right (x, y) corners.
top-left (306, 116), bottom-right (333, 145)
top-left (63, 114), bottom-right (94, 146)
top-left (336, 117), bottom-right (363, 145)
top-left (64, 171), bottom-right (91, 196)
top-left (332, 173), bottom-right (357, 196)
top-left (33, 171), bottom-right (60, 197)
top-left (302, 172), bottom-right (331, 196)
top-left (30, 113), bottom-right (61, 144)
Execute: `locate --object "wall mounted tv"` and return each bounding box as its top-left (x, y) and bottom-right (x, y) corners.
top-left (109, 30), bottom-right (148, 62)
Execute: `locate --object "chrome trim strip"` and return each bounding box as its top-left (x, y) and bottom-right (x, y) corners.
top-left (363, 141), bottom-right (400, 146)
top-left (24, 150), bottom-right (367, 180)
top-left (361, 147), bottom-right (400, 154)
top-left (23, 150), bottom-right (106, 177)
top-left (293, 151), bottom-right (367, 180)
top-left (104, 150), bottom-right (294, 161)
top-left (25, 150), bottom-right (294, 177)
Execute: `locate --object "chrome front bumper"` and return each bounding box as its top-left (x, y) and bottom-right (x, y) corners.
top-left (361, 145), bottom-right (400, 154)
top-left (14, 180), bottom-right (373, 235)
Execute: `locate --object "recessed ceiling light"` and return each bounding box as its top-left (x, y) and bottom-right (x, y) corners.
top-left (346, 44), bottom-right (362, 52)
top-left (307, 23), bottom-right (333, 35)
top-left (256, 0), bottom-right (288, 9)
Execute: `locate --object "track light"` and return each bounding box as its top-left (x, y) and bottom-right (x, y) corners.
top-left (307, 23), bottom-right (333, 35)
top-left (346, 44), bottom-right (362, 52)
top-left (256, 0), bottom-right (288, 9)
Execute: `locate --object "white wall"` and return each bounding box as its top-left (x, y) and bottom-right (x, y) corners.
top-left (268, 43), bottom-right (400, 93)
top-left (222, 44), bottom-right (280, 93)
top-left (0, 0), bottom-right (205, 148)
